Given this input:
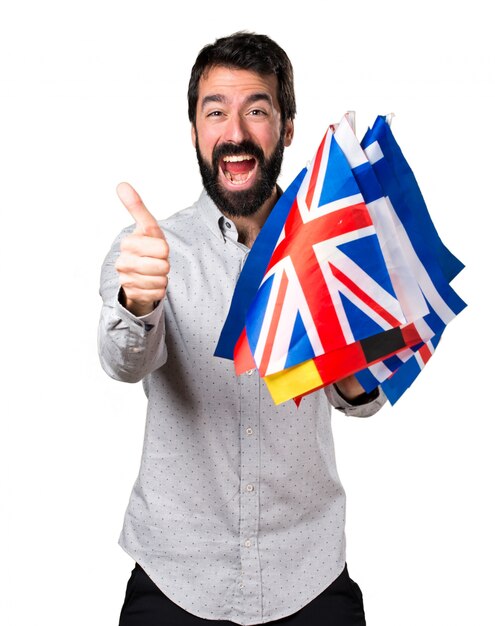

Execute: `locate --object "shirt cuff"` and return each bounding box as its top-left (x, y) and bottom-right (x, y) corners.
top-left (325, 383), bottom-right (387, 418)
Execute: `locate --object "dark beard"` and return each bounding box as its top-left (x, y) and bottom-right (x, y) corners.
top-left (195, 134), bottom-right (285, 218)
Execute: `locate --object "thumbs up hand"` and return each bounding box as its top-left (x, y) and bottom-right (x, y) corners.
top-left (115, 182), bottom-right (170, 317)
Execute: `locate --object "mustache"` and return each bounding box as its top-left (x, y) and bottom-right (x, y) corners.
top-left (212, 140), bottom-right (265, 170)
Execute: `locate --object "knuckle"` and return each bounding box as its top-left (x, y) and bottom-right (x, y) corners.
top-left (159, 240), bottom-right (169, 258)
top-left (115, 252), bottom-right (133, 273)
top-left (120, 234), bottom-right (134, 251)
top-left (118, 274), bottom-right (133, 290)
top-left (115, 256), bottom-right (126, 273)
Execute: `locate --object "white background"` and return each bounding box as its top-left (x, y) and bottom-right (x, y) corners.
top-left (1, 1), bottom-right (493, 624)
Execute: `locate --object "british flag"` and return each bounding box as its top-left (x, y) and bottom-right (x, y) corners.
top-left (234, 122), bottom-right (431, 390)
top-left (215, 114), bottom-right (466, 406)
top-left (240, 123), bottom-right (427, 380)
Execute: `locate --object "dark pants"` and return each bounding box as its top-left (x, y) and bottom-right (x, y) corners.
top-left (119, 563), bottom-right (366, 626)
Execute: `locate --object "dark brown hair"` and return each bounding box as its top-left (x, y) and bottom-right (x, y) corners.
top-left (187, 31), bottom-right (296, 125)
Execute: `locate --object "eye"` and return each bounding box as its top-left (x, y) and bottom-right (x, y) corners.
top-left (248, 109), bottom-right (267, 116)
top-left (206, 110), bottom-right (224, 118)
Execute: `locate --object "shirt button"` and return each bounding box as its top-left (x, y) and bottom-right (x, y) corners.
top-left (225, 222), bottom-right (231, 229)
top-left (246, 484), bottom-right (254, 492)
top-left (246, 369), bottom-right (255, 376)
top-left (244, 539), bottom-right (252, 548)
top-left (245, 427), bottom-right (253, 436)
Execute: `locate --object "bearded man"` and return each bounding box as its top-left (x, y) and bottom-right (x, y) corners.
top-left (98, 31), bottom-right (384, 626)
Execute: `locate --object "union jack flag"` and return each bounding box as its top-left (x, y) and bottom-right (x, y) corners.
top-left (242, 125), bottom-right (410, 376)
top-left (215, 114), bottom-right (466, 406)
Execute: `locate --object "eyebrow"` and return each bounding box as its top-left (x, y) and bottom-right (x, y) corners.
top-left (200, 92), bottom-right (273, 111)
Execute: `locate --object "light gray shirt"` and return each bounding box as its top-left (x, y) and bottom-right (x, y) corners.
top-left (98, 190), bottom-right (386, 625)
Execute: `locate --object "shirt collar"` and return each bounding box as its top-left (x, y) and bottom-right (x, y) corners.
top-left (197, 190), bottom-right (230, 241)
top-left (197, 186), bottom-right (284, 243)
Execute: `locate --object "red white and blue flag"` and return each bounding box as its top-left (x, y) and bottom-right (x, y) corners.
top-left (351, 116), bottom-right (466, 402)
top-left (245, 123), bottom-right (411, 378)
top-left (215, 114), bottom-right (466, 405)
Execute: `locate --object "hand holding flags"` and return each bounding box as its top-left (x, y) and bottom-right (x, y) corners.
top-left (215, 114), bottom-right (466, 406)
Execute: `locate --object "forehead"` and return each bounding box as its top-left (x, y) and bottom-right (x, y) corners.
top-left (197, 66), bottom-right (280, 108)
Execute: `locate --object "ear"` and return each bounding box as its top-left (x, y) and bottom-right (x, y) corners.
top-left (283, 119), bottom-right (294, 147)
top-left (191, 123), bottom-right (197, 148)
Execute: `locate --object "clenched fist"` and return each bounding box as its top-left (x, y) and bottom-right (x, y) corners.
top-left (115, 182), bottom-right (170, 317)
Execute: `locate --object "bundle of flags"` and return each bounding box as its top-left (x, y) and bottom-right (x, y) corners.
top-left (215, 113), bottom-right (466, 405)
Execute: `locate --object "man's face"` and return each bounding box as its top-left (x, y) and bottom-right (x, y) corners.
top-left (192, 66), bottom-right (294, 217)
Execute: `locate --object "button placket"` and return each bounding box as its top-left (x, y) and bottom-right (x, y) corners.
top-left (237, 365), bottom-right (262, 620)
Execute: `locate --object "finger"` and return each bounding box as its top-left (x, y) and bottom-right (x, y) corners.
top-left (116, 253), bottom-right (170, 277)
top-left (121, 233), bottom-right (169, 260)
top-left (116, 182), bottom-right (165, 239)
top-left (118, 272), bottom-right (169, 292)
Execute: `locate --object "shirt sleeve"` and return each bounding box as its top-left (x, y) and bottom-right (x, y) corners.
top-left (97, 227), bottom-right (168, 383)
top-left (325, 383), bottom-right (387, 418)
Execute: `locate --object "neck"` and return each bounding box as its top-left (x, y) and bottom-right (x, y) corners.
top-left (225, 187), bottom-right (279, 248)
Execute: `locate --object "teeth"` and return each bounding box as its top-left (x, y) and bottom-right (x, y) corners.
top-left (223, 155), bottom-right (253, 162)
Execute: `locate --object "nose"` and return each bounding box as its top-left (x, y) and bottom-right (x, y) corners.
top-left (223, 113), bottom-right (250, 144)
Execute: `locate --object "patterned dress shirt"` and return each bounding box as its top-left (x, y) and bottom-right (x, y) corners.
top-left (98, 190), bottom-right (386, 625)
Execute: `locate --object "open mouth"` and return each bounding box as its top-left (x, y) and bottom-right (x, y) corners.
top-left (220, 154), bottom-right (258, 187)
